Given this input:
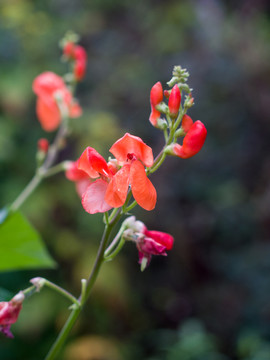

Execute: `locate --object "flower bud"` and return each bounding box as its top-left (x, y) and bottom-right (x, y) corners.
top-left (168, 84), bottom-right (181, 118)
top-left (149, 82), bottom-right (163, 127)
top-left (63, 41), bottom-right (76, 59)
top-left (37, 138), bottom-right (49, 154)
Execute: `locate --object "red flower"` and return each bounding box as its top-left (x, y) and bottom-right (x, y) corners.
top-left (106, 133), bottom-right (157, 211)
top-left (0, 292), bottom-right (24, 338)
top-left (73, 45), bottom-right (87, 81)
top-left (33, 72), bottom-right (82, 131)
top-left (138, 228), bottom-right (174, 268)
top-left (167, 119), bottom-right (207, 159)
top-left (123, 216), bottom-right (174, 270)
top-left (75, 133), bottom-right (157, 214)
top-left (149, 82), bottom-right (163, 126)
top-left (168, 84), bottom-right (181, 118)
top-left (77, 147), bottom-right (114, 214)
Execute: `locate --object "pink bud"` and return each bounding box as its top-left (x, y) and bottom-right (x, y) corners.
top-left (168, 85), bottom-right (181, 118)
top-left (149, 82), bottom-right (163, 126)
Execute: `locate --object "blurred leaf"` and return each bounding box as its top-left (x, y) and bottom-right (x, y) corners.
top-left (0, 211), bottom-right (56, 271)
top-left (0, 287), bottom-right (12, 301)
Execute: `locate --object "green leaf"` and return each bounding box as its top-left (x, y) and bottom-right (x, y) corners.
top-left (0, 211), bottom-right (56, 271)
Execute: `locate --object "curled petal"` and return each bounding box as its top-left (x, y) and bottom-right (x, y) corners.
top-left (81, 179), bottom-right (112, 214)
top-left (36, 97), bottom-right (60, 132)
top-left (144, 230), bottom-right (174, 250)
top-left (105, 164), bottom-right (130, 208)
top-left (78, 147), bottom-right (111, 179)
top-left (137, 237), bottom-right (167, 256)
top-left (181, 114), bottom-right (193, 133)
top-left (130, 160), bottom-right (157, 211)
top-left (110, 133), bottom-right (154, 167)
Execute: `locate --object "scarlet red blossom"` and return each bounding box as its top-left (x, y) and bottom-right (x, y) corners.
top-left (73, 45), bottom-right (87, 81)
top-left (181, 114), bottom-right (194, 133)
top-left (0, 292), bottom-right (24, 338)
top-left (168, 84), bottom-right (181, 118)
top-left (149, 82), bottom-right (163, 126)
top-left (167, 119), bottom-right (207, 159)
top-left (123, 216), bottom-right (174, 269)
top-left (74, 133), bottom-right (157, 214)
top-left (62, 42), bottom-right (87, 81)
top-left (137, 227), bottom-right (174, 268)
top-left (33, 72), bottom-right (82, 132)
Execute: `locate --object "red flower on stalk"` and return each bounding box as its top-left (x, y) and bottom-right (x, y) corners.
top-left (149, 82), bottom-right (163, 126)
top-left (167, 117), bottom-right (207, 159)
top-left (33, 72), bottom-right (82, 132)
top-left (65, 160), bottom-right (92, 197)
top-left (123, 216), bottom-right (174, 270)
top-left (75, 133), bottom-right (157, 214)
top-left (62, 42), bottom-right (87, 81)
top-left (0, 292), bottom-right (24, 338)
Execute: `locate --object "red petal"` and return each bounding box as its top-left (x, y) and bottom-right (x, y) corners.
top-left (78, 147), bottom-right (111, 179)
top-left (65, 161), bottom-right (89, 181)
top-left (130, 160), bottom-right (157, 211)
top-left (105, 164), bottom-right (130, 208)
top-left (144, 230), bottom-right (174, 250)
top-left (181, 114), bottom-right (193, 133)
top-left (33, 72), bottom-right (65, 98)
top-left (110, 133), bottom-right (154, 167)
top-left (81, 179), bottom-right (112, 214)
top-left (36, 97), bottom-right (61, 132)
top-left (76, 179), bottom-right (92, 197)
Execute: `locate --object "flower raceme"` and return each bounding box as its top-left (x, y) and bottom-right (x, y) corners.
top-left (63, 42), bottom-right (87, 81)
top-left (67, 133), bottom-right (157, 214)
top-left (0, 292), bottom-right (24, 338)
top-left (33, 72), bottom-right (82, 131)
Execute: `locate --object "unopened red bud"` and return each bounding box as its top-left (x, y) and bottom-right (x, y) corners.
top-left (37, 138), bottom-right (49, 153)
top-left (149, 82), bottom-right (163, 127)
top-left (63, 41), bottom-right (75, 58)
top-left (168, 84), bottom-right (181, 118)
top-left (164, 89), bottom-right (170, 98)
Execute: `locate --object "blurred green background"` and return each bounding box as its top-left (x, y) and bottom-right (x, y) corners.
top-left (1, 0), bottom-right (270, 359)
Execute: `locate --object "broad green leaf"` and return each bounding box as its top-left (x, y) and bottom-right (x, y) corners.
top-left (0, 211), bottom-right (56, 271)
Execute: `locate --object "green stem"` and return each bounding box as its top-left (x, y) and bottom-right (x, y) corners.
top-left (43, 279), bottom-right (80, 307)
top-left (45, 213), bottom-right (121, 360)
top-left (10, 174), bottom-right (42, 212)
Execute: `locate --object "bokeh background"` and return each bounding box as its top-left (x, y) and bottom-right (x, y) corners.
top-left (1, 0), bottom-right (270, 359)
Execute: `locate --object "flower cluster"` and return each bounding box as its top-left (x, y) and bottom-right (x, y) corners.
top-left (63, 41), bottom-right (87, 81)
top-left (33, 72), bottom-right (82, 131)
top-left (66, 133), bottom-right (157, 213)
top-left (149, 66), bottom-right (207, 159)
top-left (0, 292), bottom-right (24, 338)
